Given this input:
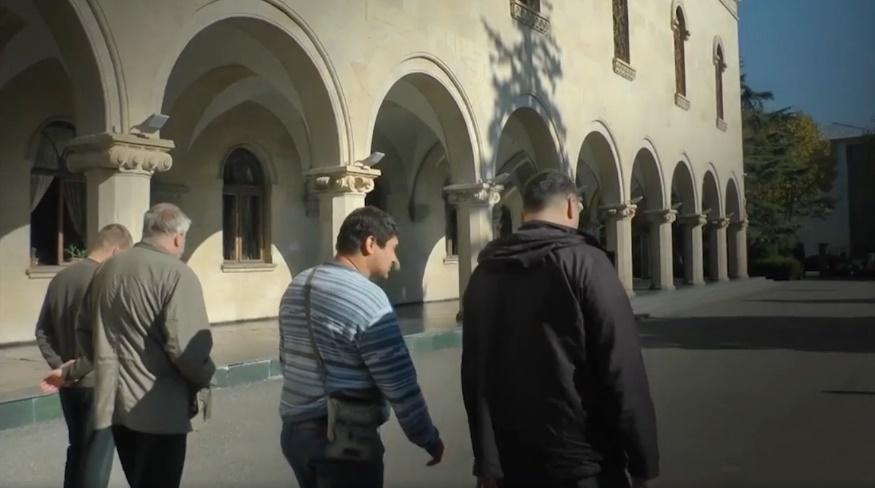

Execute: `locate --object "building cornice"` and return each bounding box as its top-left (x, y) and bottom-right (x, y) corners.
top-left (718, 0), bottom-right (739, 20)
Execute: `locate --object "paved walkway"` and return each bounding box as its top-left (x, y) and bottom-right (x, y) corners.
top-left (2, 280), bottom-right (875, 486)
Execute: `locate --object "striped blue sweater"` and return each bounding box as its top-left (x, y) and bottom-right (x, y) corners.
top-left (278, 263), bottom-right (439, 451)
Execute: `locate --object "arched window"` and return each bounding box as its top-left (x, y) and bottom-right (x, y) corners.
top-left (30, 121), bottom-right (86, 266)
top-left (715, 44), bottom-right (726, 121)
top-left (673, 7), bottom-right (689, 97)
top-left (613, 0), bottom-right (631, 63)
top-left (222, 148), bottom-right (267, 262)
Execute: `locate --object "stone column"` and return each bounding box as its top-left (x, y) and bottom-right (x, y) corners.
top-left (601, 202), bottom-right (637, 296)
top-left (643, 208), bottom-right (677, 291)
top-left (677, 213), bottom-right (707, 286)
top-left (67, 133), bottom-right (174, 242)
top-left (707, 217), bottom-right (731, 282)
top-left (728, 220), bottom-right (749, 279)
top-left (306, 164), bottom-right (381, 261)
top-left (445, 182), bottom-right (502, 304)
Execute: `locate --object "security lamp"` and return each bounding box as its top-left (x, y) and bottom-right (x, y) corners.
top-left (630, 196), bottom-right (644, 205)
top-left (132, 113), bottom-right (170, 138)
top-left (671, 202), bottom-right (683, 210)
top-left (492, 173), bottom-right (511, 186)
top-left (357, 152), bottom-right (385, 168)
top-left (144, 113), bottom-right (170, 131)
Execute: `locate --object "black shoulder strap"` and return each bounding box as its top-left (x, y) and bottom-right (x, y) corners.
top-left (304, 266), bottom-right (327, 387)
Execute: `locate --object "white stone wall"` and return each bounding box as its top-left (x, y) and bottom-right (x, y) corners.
top-left (0, 0), bottom-right (743, 344)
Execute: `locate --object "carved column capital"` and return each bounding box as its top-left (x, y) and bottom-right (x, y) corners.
top-left (66, 132), bottom-right (174, 176)
top-left (306, 164), bottom-right (382, 196)
top-left (643, 208), bottom-right (678, 225)
top-left (677, 213), bottom-right (709, 227)
top-left (709, 217), bottom-right (731, 229)
top-left (730, 219), bottom-right (749, 231)
top-left (445, 182), bottom-right (503, 208)
top-left (600, 202), bottom-right (638, 221)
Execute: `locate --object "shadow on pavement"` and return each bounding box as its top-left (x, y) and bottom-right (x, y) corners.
top-left (639, 315), bottom-right (875, 353)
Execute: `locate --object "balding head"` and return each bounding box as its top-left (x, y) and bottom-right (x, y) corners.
top-left (142, 203), bottom-right (191, 258)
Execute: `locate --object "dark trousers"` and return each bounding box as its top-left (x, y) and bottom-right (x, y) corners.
top-left (111, 425), bottom-right (187, 488)
top-left (281, 418), bottom-right (383, 488)
top-left (59, 387), bottom-right (91, 488)
top-left (500, 471), bottom-right (631, 488)
top-left (59, 387), bottom-right (113, 488)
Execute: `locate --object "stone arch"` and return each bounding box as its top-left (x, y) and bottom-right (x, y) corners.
top-left (368, 54), bottom-right (481, 184)
top-left (630, 140), bottom-right (667, 210)
top-left (670, 155), bottom-right (698, 214)
top-left (152, 0), bottom-right (349, 166)
top-left (702, 164), bottom-right (723, 219)
top-left (671, 0), bottom-right (691, 32)
top-left (492, 93), bottom-right (567, 176)
top-left (725, 176), bottom-right (743, 223)
top-left (216, 142), bottom-right (277, 187)
top-left (4, 1), bottom-right (120, 134)
top-left (713, 36), bottom-right (727, 65)
top-left (576, 120), bottom-right (625, 206)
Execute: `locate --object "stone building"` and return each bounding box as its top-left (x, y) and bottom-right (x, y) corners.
top-left (0, 0), bottom-right (746, 345)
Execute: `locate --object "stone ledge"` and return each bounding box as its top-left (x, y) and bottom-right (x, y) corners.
top-left (220, 262), bottom-right (278, 274)
top-left (613, 58), bottom-right (636, 81)
top-left (675, 93), bottom-right (691, 111)
top-left (716, 118), bottom-right (728, 132)
top-left (0, 328), bottom-right (463, 432)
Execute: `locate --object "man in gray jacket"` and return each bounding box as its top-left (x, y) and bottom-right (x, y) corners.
top-left (77, 203), bottom-right (215, 488)
top-left (36, 224), bottom-right (133, 488)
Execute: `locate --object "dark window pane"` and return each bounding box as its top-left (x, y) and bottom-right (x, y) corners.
top-left (62, 180), bottom-right (86, 260)
top-left (31, 179), bottom-right (60, 265)
top-left (223, 149), bottom-right (264, 185)
top-left (223, 194), bottom-right (236, 261)
top-left (240, 195), bottom-right (261, 261)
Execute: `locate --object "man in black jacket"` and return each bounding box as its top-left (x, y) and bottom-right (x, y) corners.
top-left (462, 170), bottom-right (659, 488)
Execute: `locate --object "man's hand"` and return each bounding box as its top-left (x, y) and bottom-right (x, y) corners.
top-left (39, 360), bottom-right (74, 393)
top-left (477, 477), bottom-right (499, 488)
top-left (631, 478), bottom-right (649, 488)
top-left (426, 438), bottom-right (445, 466)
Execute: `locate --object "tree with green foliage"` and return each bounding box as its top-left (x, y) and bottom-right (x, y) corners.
top-left (741, 75), bottom-right (835, 257)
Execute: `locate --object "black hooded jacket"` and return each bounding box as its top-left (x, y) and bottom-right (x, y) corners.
top-left (461, 221), bottom-right (659, 483)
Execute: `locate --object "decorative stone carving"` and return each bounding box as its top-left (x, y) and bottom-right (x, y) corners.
top-left (510, 1), bottom-right (550, 34)
top-left (709, 217), bottom-right (731, 229)
top-left (644, 208), bottom-right (677, 225)
top-left (677, 213), bottom-right (708, 227)
top-left (612, 57), bottom-right (637, 81)
top-left (730, 219), bottom-right (748, 230)
top-left (601, 202), bottom-right (637, 220)
top-left (306, 164), bottom-right (381, 195)
top-left (66, 132), bottom-right (174, 175)
top-left (445, 182), bottom-right (503, 208)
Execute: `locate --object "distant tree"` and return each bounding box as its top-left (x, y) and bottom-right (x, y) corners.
top-left (742, 75), bottom-right (835, 256)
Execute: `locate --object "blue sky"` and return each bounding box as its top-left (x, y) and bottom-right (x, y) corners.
top-left (739, 0), bottom-right (875, 132)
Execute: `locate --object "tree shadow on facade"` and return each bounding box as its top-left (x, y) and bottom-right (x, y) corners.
top-left (639, 315), bottom-right (875, 353)
top-left (482, 3), bottom-right (567, 180)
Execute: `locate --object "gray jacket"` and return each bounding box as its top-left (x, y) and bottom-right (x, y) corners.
top-left (78, 242), bottom-right (215, 434)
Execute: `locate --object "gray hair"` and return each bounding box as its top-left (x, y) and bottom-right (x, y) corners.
top-left (142, 203), bottom-right (191, 239)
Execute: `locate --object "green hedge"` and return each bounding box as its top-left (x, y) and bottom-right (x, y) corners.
top-left (751, 256), bottom-right (803, 281)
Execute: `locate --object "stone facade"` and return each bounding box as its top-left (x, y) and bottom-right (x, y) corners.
top-left (0, 0), bottom-right (745, 344)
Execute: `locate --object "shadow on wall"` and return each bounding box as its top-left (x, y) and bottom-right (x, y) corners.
top-left (482, 2), bottom-right (566, 180)
top-left (639, 315), bottom-right (875, 353)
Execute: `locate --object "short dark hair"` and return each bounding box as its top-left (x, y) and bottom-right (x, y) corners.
top-left (88, 224), bottom-right (133, 253)
top-left (335, 206), bottom-right (399, 254)
top-left (522, 169), bottom-right (578, 213)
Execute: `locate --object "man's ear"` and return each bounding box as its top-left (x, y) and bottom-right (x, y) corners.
top-left (566, 198), bottom-right (576, 220)
top-left (361, 236), bottom-right (376, 256)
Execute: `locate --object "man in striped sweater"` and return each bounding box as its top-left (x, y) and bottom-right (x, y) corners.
top-left (278, 206), bottom-right (444, 488)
